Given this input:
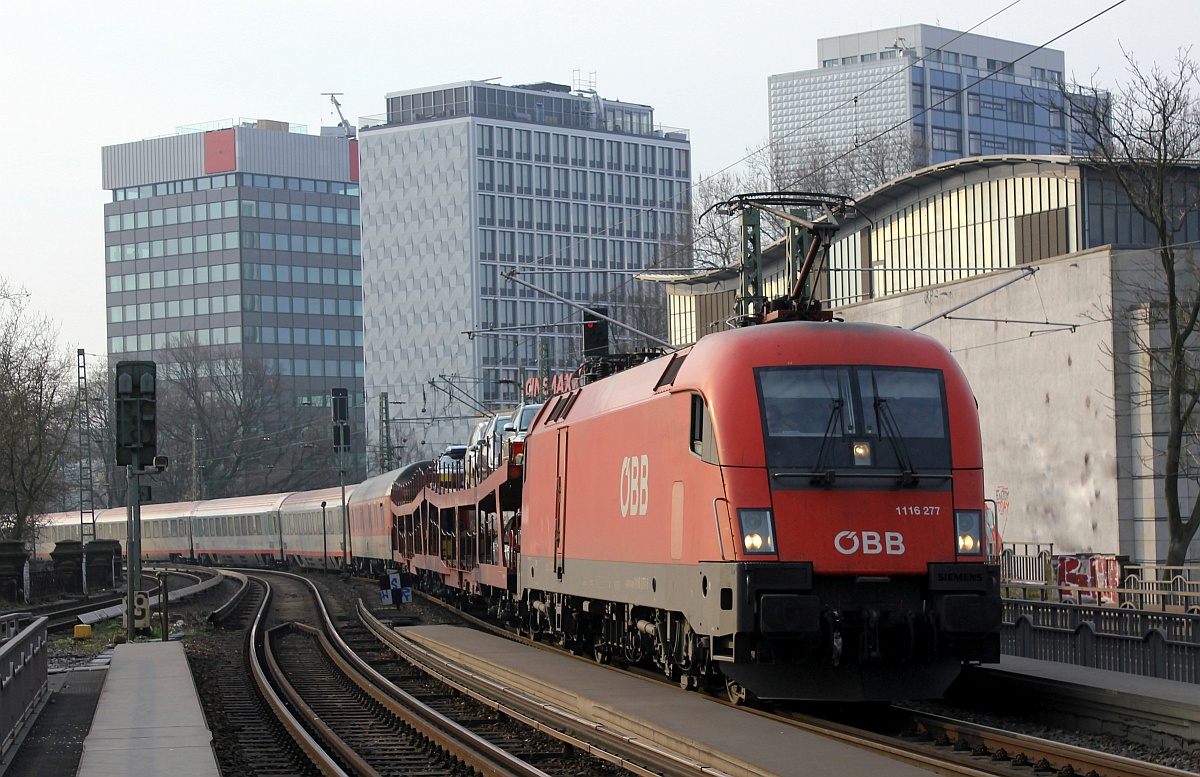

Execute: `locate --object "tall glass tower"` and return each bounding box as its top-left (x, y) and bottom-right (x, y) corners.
top-left (769, 24), bottom-right (1087, 174)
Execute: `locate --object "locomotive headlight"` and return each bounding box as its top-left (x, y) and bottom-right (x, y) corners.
top-left (737, 509), bottom-right (776, 555)
top-left (852, 441), bottom-right (872, 466)
top-left (955, 510), bottom-right (984, 556)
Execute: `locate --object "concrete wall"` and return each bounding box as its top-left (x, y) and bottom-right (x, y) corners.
top-left (839, 247), bottom-right (1123, 555)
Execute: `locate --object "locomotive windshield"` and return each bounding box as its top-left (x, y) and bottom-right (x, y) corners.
top-left (756, 366), bottom-right (951, 478)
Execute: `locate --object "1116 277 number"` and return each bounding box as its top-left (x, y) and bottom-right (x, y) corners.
top-left (895, 506), bottom-right (940, 516)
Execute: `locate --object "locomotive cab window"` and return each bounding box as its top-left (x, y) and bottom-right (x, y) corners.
top-left (756, 366), bottom-right (951, 481)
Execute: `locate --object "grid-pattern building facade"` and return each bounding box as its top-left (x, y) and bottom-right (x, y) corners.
top-left (769, 24), bottom-right (1080, 173)
top-left (100, 120), bottom-right (364, 435)
top-left (358, 81), bottom-right (691, 457)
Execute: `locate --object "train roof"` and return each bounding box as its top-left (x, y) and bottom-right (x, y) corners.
top-left (131, 501), bottom-right (203, 518)
top-left (281, 486), bottom-right (353, 512)
top-left (351, 462), bottom-right (432, 504)
top-left (350, 468), bottom-right (406, 503)
top-left (191, 492), bottom-right (292, 516)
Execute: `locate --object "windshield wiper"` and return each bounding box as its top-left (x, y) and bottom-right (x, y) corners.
top-left (809, 399), bottom-right (843, 486)
top-left (874, 395), bottom-right (919, 487)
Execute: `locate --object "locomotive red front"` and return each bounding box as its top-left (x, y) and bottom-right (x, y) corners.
top-left (518, 320), bottom-right (1001, 702)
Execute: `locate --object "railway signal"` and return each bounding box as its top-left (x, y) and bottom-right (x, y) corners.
top-left (114, 360), bottom-right (164, 642)
top-left (331, 387), bottom-right (350, 451)
top-left (582, 308), bottom-right (609, 357)
top-left (115, 361), bottom-right (157, 467)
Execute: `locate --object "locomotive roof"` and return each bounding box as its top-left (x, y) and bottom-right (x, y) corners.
top-left (528, 321), bottom-right (978, 468)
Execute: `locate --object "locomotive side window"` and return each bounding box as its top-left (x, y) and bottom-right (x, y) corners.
top-left (689, 393), bottom-right (718, 463)
top-left (757, 366), bottom-right (951, 480)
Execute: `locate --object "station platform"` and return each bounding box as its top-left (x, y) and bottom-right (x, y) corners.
top-left (398, 624), bottom-right (942, 777)
top-left (76, 641), bottom-right (218, 777)
top-left (956, 655), bottom-right (1199, 747)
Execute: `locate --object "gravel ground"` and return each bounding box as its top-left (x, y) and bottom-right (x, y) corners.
top-left (46, 576), bottom-right (236, 671)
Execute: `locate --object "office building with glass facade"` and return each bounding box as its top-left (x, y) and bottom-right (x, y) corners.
top-left (100, 119), bottom-right (364, 457)
top-left (769, 24), bottom-right (1085, 174)
top-left (358, 80), bottom-right (691, 458)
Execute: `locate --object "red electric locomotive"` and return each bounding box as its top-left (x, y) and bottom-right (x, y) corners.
top-left (516, 320), bottom-right (1000, 702)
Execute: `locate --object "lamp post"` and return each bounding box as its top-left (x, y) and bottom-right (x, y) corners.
top-left (320, 500), bottom-right (328, 575)
top-left (331, 388), bottom-right (350, 571)
top-left (339, 437), bottom-right (349, 569)
top-left (379, 396), bottom-right (406, 473)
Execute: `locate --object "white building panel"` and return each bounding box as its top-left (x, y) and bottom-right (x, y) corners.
top-left (360, 119), bottom-right (476, 456)
top-left (101, 133), bottom-right (205, 190)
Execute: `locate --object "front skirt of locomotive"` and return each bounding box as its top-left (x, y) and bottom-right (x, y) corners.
top-left (721, 654), bottom-right (965, 702)
top-left (709, 562), bottom-right (1002, 702)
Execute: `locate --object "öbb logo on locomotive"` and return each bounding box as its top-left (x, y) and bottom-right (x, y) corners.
top-left (834, 530), bottom-right (907, 555)
top-left (619, 454), bottom-right (649, 517)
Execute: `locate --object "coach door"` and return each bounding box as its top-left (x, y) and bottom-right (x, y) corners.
top-left (554, 428), bottom-right (568, 579)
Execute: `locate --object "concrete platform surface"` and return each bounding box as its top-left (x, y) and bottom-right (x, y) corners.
top-left (400, 624), bottom-right (945, 777)
top-left (994, 655), bottom-right (1199, 706)
top-left (77, 641), bottom-right (218, 777)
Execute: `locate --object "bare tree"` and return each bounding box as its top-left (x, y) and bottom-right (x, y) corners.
top-left (84, 364), bottom-right (121, 508)
top-left (149, 337), bottom-right (334, 502)
top-left (691, 129), bottom-right (920, 272)
top-left (691, 169), bottom-right (757, 269)
top-left (1065, 50), bottom-right (1200, 565)
top-left (0, 286), bottom-right (77, 543)
top-left (778, 126), bottom-right (922, 196)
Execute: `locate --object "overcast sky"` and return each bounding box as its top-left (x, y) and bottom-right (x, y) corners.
top-left (0, 0), bottom-right (1192, 361)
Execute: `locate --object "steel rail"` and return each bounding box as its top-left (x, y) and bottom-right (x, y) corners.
top-left (261, 624), bottom-right (381, 777)
top-left (288, 620), bottom-right (552, 777)
top-left (244, 575), bottom-right (351, 777)
top-left (896, 707), bottom-right (1200, 777)
top-left (357, 601), bottom-right (741, 777)
top-left (259, 569), bottom-right (555, 777)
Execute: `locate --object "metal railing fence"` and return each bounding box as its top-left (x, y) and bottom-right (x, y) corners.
top-left (0, 615), bottom-right (47, 758)
top-left (1003, 599), bottom-right (1199, 683)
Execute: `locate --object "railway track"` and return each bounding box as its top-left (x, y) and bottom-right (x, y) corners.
top-left (193, 571), bottom-right (1198, 777)
top-left (189, 574), bottom-right (326, 776)
top-left (891, 707), bottom-right (1199, 777)
top-left (247, 570), bottom-right (620, 777)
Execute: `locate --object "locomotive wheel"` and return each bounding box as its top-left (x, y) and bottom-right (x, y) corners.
top-left (592, 636), bottom-right (608, 665)
top-left (725, 677), bottom-right (753, 706)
